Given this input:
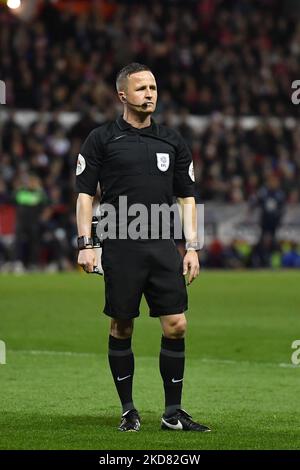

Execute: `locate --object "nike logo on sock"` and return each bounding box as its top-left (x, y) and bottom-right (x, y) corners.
top-left (172, 378), bottom-right (183, 383)
top-left (117, 375), bottom-right (131, 382)
top-left (161, 418), bottom-right (183, 430)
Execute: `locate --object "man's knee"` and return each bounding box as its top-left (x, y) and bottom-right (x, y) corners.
top-left (110, 318), bottom-right (134, 339)
top-left (162, 315), bottom-right (187, 339)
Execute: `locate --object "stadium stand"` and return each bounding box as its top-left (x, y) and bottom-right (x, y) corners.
top-left (0, 0), bottom-right (299, 271)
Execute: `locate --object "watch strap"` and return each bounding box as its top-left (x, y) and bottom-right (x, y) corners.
top-left (77, 236), bottom-right (93, 250)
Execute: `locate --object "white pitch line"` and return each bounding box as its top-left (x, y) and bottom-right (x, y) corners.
top-left (200, 357), bottom-right (299, 369)
top-left (9, 349), bottom-right (97, 357)
top-left (7, 349), bottom-right (299, 368)
top-left (278, 363), bottom-right (299, 368)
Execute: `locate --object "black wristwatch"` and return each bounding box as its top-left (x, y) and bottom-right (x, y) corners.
top-left (77, 236), bottom-right (93, 250)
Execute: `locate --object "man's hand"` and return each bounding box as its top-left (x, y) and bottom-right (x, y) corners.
top-left (183, 250), bottom-right (200, 285)
top-left (78, 249), bottom-right (97, 273)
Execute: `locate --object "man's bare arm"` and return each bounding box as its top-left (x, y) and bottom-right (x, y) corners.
top-left (76, 193), bottom-right (94, 236)
top-left (177, 196), bottom-right (198, 243)
top-left (176, 196), bottom-right (200, 285)
top-left (76, 193), bottom-right (96, 272)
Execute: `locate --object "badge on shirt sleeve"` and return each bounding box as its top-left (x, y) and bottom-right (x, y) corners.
top-left (188, 161), bottom-right (195, 182)
top-left (156, 153), bottom-right (170, 172)
top-left (76, 154), bottom-right (86, 175)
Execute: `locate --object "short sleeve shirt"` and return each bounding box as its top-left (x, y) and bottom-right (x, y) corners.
top-left (75, 115), bottom-right (195, 208)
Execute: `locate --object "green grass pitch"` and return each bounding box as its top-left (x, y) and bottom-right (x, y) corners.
top-left (0, 271), bottom-right (299, 450)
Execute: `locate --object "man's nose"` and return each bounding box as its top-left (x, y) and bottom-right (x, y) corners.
top-left (145, 88), bottom-right (152, 99)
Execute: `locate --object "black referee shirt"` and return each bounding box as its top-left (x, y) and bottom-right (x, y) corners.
top-left (76, 116), bottom-right (194, 198)
top-left (75, 115), bottom-right (195, 236)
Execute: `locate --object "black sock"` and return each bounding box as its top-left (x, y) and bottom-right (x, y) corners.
top-left (159, 336), bottom-right (185, 417)
top-left (108, 335), bottom-right (135, 414)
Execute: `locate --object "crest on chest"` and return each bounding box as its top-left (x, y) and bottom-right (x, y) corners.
top-left (156, 153), bottom-right (170, 172)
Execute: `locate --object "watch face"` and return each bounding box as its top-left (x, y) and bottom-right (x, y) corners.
top-left (78, 236), bottom-right (92, 249)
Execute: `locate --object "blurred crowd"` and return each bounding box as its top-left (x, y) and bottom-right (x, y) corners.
top-left (201, 237), bottom-right (300, 269)
top-left (1, 0), bottom-right (299, 116)
top-left (0, 0), bottom-right (300, 272)
top-left (1, 111), bottom-right (299, 272)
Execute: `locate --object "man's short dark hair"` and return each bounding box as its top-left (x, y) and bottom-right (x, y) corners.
top-left (116, 63), bottom-right (152, 91)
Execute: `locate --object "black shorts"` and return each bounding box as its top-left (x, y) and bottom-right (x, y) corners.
top-left (101, 239), bottom-right (188, 319)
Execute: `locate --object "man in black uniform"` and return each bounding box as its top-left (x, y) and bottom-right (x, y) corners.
top-left (76, 63), bottom-right (210, 433)
top-left (254, 174), bottom-right (285, 244)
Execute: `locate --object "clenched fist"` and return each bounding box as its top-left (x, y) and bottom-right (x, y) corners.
top-left (78, 248), bottom-right (97, 273)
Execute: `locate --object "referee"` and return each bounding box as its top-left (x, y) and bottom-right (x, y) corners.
top-left (76, 63), bottom-right (210, 432)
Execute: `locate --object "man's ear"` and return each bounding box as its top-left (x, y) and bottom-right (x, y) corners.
top-left (118, 91), bottom-right (126, 103)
